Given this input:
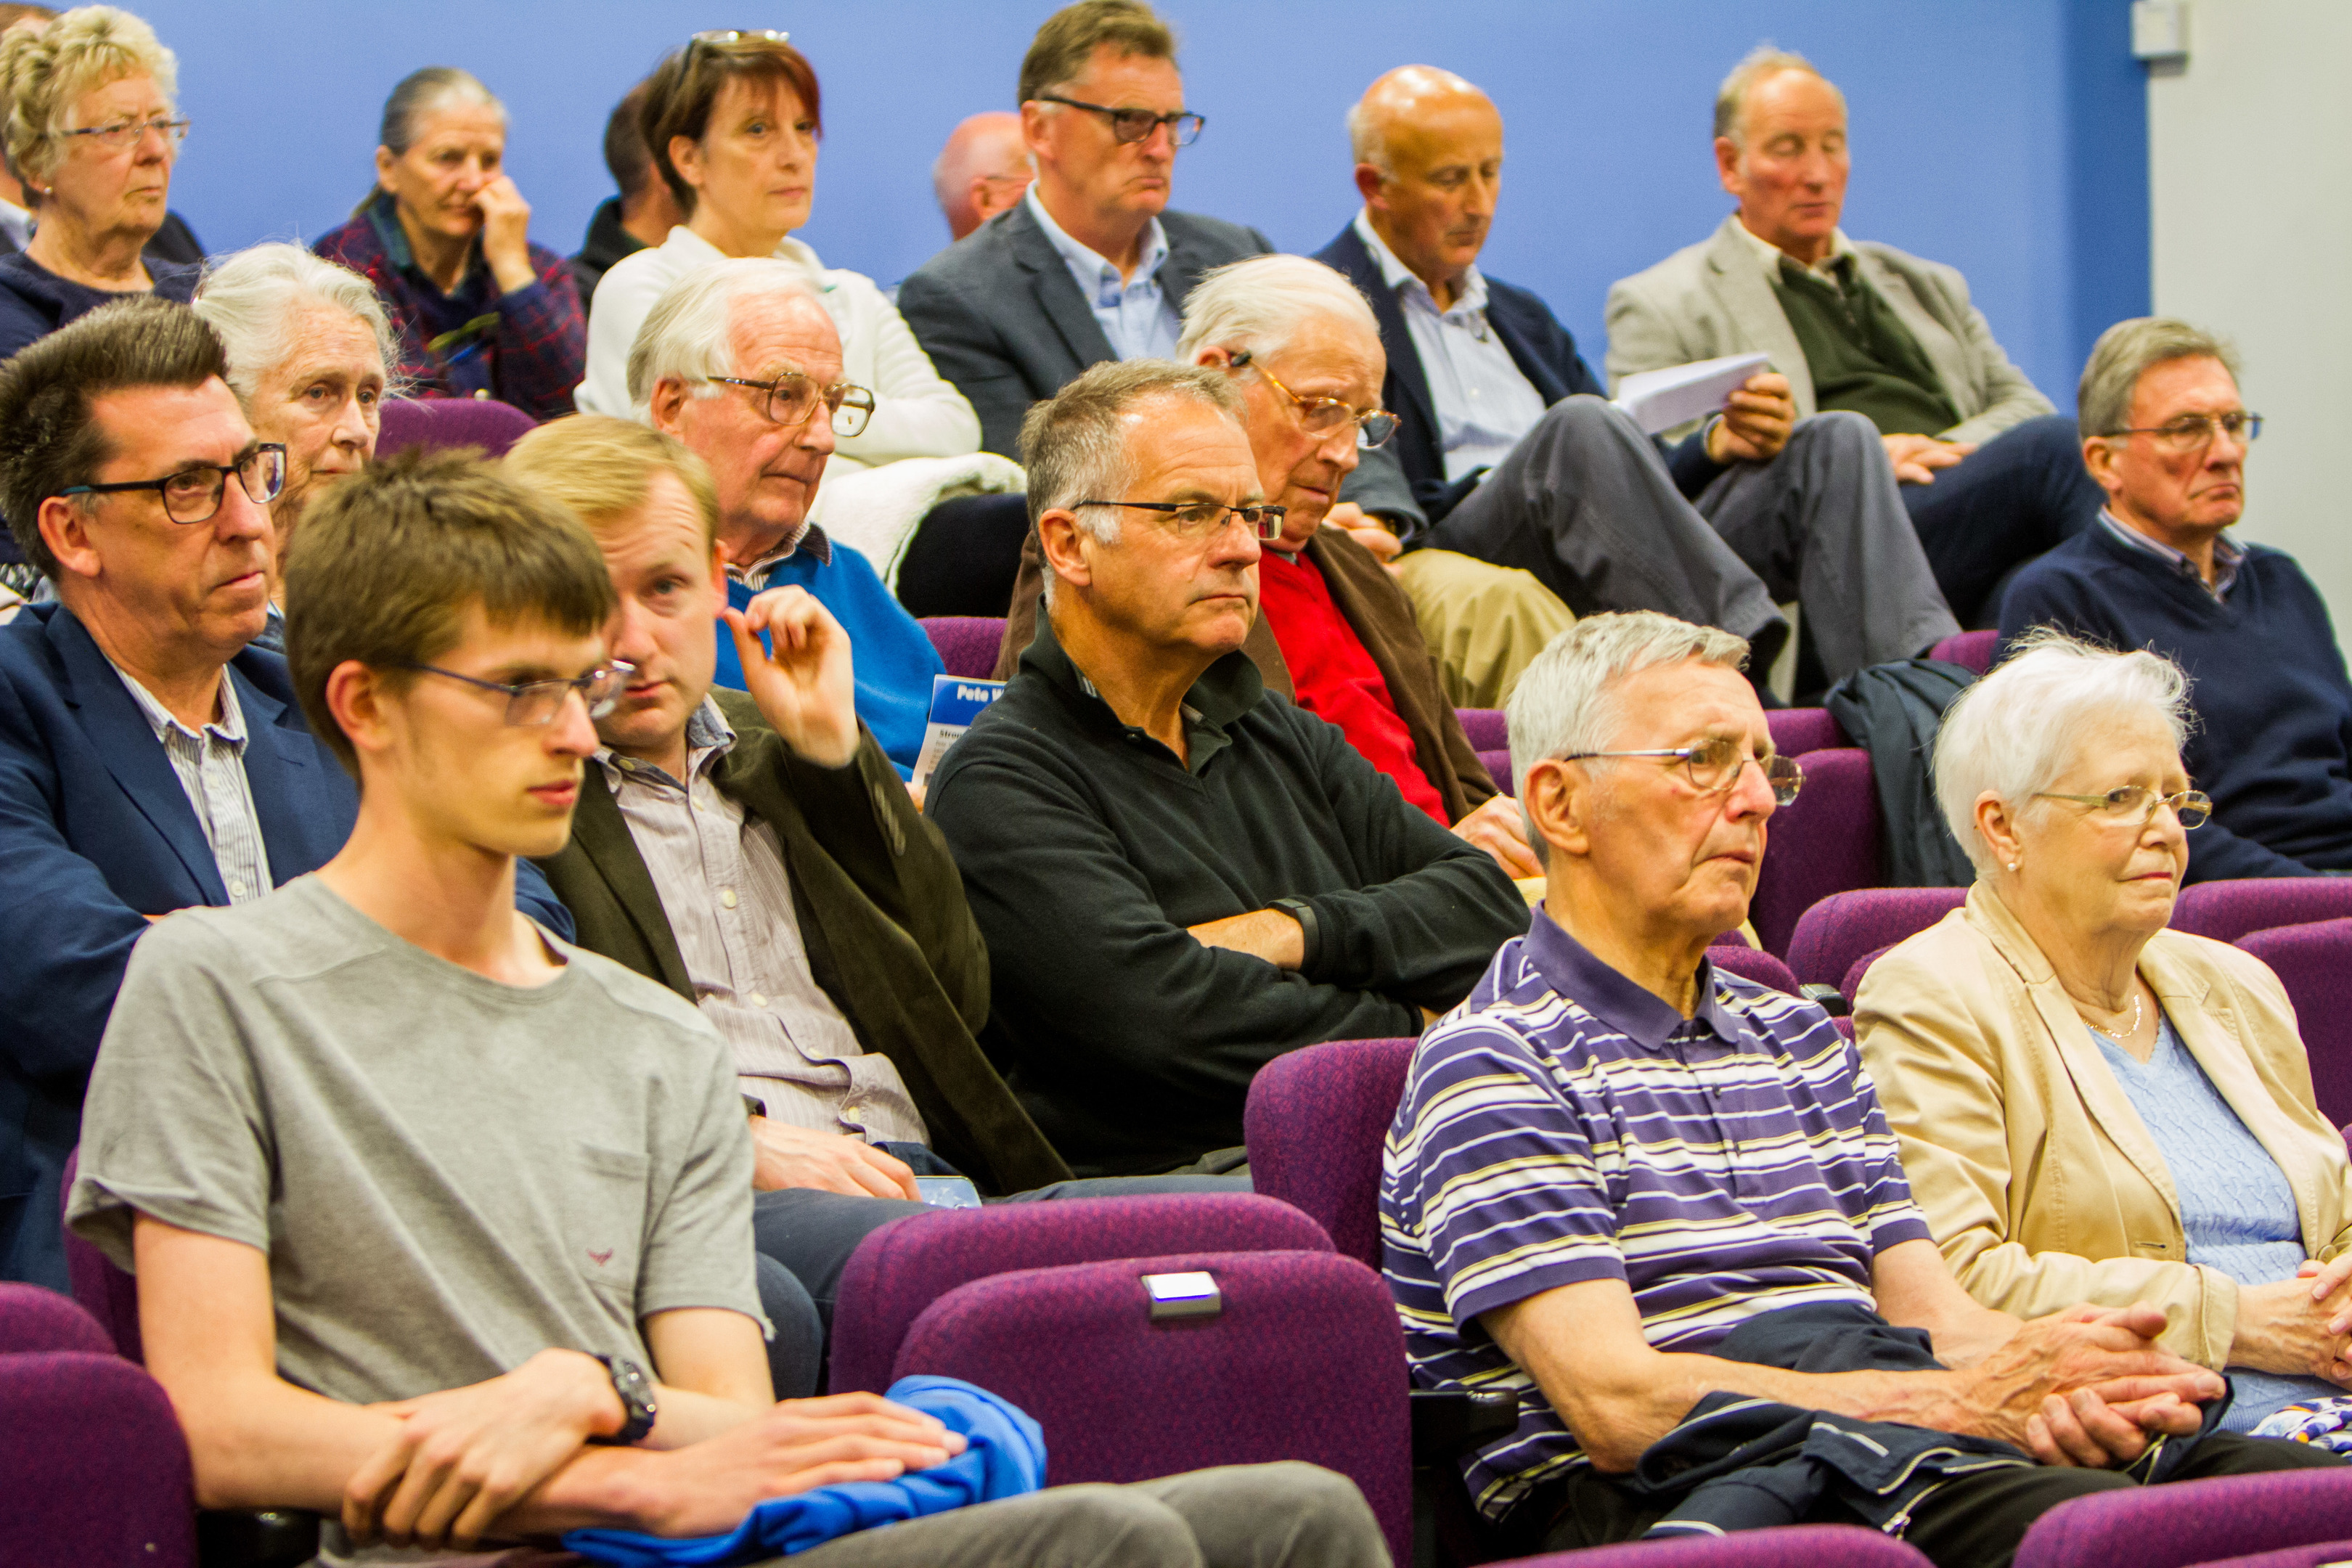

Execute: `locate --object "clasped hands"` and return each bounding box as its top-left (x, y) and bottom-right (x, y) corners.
top-left (1956, 1302), bottom-right (2221, 1469)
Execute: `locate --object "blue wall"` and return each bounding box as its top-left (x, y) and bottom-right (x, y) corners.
top-left (134, 0), bottom-right (2144, 409)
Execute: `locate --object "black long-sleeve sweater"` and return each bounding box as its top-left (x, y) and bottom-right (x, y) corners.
top-left (929, 614), bottom-right (1529, 1176)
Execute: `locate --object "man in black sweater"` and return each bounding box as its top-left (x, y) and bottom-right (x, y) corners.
top-left (2001, 318), bottom-right (2352, 881)
top-left (930, 360), bottom-right (1529, 1177)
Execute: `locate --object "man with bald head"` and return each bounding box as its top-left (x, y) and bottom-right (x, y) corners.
top-left (1609, 47), bottom-right (2104, 626)
top-left (1317, 65), bottom-right (1956, 692)
top-left (932, 113), bottom-right (1032, 241)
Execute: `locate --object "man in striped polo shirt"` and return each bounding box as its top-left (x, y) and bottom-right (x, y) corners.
top-left (1383, 612), bottom-right (2343, 1566)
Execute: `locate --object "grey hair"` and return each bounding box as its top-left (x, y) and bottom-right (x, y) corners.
top-left (1175, 254), bottom-right (1379, 367)
top-left (624, 258), bottom-right (825, 417)
top-left (378, 65), bottom-right (502, 157)
top-left (1343, 94), bottom-right (1383, 173)
top-left (194, 243), bottom-right (401, 407)
top-left (1506, 612), bottom-right (1752, 865)
top-left (2077, 317), bottom-right (2242, 441)
top-left (1715, 44), bottom-right (1841, 147)
top-left (0, 5), bottom-right (178, 187)
top-left (1932, 628), bottom-right (2193, 878)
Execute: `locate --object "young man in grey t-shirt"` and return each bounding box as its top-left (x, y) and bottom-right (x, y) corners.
top-left (68, 449), bottom-right (1385, 1565)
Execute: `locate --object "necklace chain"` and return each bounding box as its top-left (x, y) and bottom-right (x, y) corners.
top-left (2087, 987), bottom-right (2144, 1042)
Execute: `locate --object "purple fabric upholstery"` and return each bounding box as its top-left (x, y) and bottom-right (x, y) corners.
top-left (1710, 944), bottom-right (1802, 997)
top-left (893, 1248), bottom-right (1413, 1568)
top-left (920, 616), bottom-right (1009, 680)
top-left (1834, 1015), bottom-right (1855, 1042)
top-left (1495, 1523), bottom-right (1932, 1568)
top-left (1244, 1037), bottom-right (1415, 1270)
top-left (828, 1193), bottom-right (1331, 1396)
top-left (1770, 708), bottom-right (1848, 757)
top-left (1842, 943), bottom-right (1900, 1002)
top-left (0, 1352), bottom-right (195, 1566)
top-left (374, 395), bottom-right (536, 459)
top-left (60, 1147), bottom-right (142, 1360)
top-left (1458, 707), bottom-right (1508, 752)
top-left (1787, 887), bottom-right (1972, 988)
top-left (1479, 748), bottom-right (1516, 794)
top-left (2176, 879), bottom-right (2352, 944)
top-left (1752, 748), bottom-right (1882, 957)
top-left (2013, 1469), bottom-right (2352, 1568)
top-left (1932, 629), bottom-right (1999, 674)
top-left (2238, 919), bottom-right (2352, 1129)
top-left (0, 1281), bottom-right (112, 1355)
top-left (2181, 1543), bottom-right (2352, 1568)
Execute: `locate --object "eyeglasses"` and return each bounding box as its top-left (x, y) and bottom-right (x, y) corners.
top-left (1074, 499), bottom-right (1286, 542)
top-left (1032, 94), bottom-right (1204, 147)
top-left (2103, 411), bottom-right (2263, 452)
top-left (707, 373), bottom-right (875, 437)
top-left (1232, 351), bottom-right (1398, 449)
top-left (2033, 785), bottom-right (2212, 830)
top-left (60, 116), bottom-right (189, 152)
top-left (54, 444), bottom-right (285, 524)
top-left (1558, 736), bottom-right (1805, 806)
top-left (392, 660), bottom-right (637, 727)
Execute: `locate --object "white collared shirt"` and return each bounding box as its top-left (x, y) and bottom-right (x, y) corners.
top-left (1026, 186), bottom-right (1181, 363)
top-left (1352, 210), bottom-right (1548, 483)
top-left (1734, 217), bottom-right (1857, 281)
top-left (113, 663), bottom-right (273, 904)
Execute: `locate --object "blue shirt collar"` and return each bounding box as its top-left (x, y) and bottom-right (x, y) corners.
top-left (1520, 907), bottom-right (1742, 1052)
top-left (1026, 184), bottom-right (1169, 304)
top-left (1351, 208), bottom-right (1489, 318)
top-left (2097, 510), bottom-right (2242, 599)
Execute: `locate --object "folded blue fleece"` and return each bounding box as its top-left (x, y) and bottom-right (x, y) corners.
top-left (562, 1376), bottom-right (1046, 1566)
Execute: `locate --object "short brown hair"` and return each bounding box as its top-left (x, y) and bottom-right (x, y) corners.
top-left (285, 447), bottom-right (616, 776)
top-left (504, 415), bottom-right (720, 552)
top-left (1018, 0), bottom-right (1175, 106)
top-left (1018, 357), bottom-right (1241, 533)
top-left (0, 295), bottom-right (227, 576)
top-left (640, 36), bottom-right (821, 217)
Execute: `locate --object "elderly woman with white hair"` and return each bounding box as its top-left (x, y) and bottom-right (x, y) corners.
top-left (192, 242), bottom-right (393, 651)
top-left (1856, 629), bottom-right (2352, 1434)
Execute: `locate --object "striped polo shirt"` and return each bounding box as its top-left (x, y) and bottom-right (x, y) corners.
top-left (1381, 910), bottom-right (1930, 1522)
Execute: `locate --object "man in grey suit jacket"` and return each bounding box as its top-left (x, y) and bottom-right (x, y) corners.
top-left (1607, 48), bottom-right (2103, 626)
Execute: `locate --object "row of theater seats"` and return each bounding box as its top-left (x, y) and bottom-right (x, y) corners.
top-left (15, 1043), bottom-right (2352, 1568)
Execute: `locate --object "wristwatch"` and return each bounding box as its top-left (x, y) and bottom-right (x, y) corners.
top-left (586, 1353), bottom-right (657, 1445)
top-left (1267, 896), bottom-right (1320, 973)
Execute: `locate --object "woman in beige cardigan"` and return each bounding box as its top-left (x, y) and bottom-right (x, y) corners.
top-left (1857, 631), bottom-right (2352, 1433)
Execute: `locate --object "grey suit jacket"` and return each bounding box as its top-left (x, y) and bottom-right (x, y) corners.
top-left (1604, 213), bottom-right (2053, 448)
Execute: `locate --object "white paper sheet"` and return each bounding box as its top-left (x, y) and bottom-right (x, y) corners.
top-left (1610, 352), bottom-right (1772, 436)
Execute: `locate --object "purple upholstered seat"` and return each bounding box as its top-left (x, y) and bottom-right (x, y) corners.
top-left (1931, 629), bottom-right (1998, 674)
top-left (892, 1248), bottom-right (1413, 1568)
top-left (2238, 918), bottom-right (2352, 1128)
top-left (1457, 707), bottom-right (1508, 752)
top-left (920, 616), bottom-right (1009, 679)
top-left (1842, 942), bottom-right (1899, 1001)
top-left (2183, 1542), bottom-right (2352, 1568)
top-left (1479, 748), bottom-right (1516, 793)
top-left (2175, 878), bottom-right (2352, 944)
top-left (828, 1193), bottom-right (1330, 1396)
top-left (1751, 748), bottom-right (1882, 957)
top-left (1770, 708), bottom-right (1847, 757)
top-left (1494, 1522), bottom-right (1933, 1568)
top-left (1245, 1037), bottom-right (1414, 1270)
top-left (60, 1148), bottom-right (142, 1360)
top-left (2012, 1469), bottom-right (2352, 1568)
top-left (375, 395), bottom-right (537, 459)
top-left (0, 1352), bottom-right (195, 1565)
top-left (0, 1281), bottom-right (112, 1355)
top-left (1787, 887), bottom-right (1972, 989)
top-left (1710, 944), bottom-right (1803, 997)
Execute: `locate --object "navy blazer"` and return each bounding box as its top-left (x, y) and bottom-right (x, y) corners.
top-left (0, 603), bottom-right (572, 1289)
top-left (1312, 224), bottom-right (1720, 526)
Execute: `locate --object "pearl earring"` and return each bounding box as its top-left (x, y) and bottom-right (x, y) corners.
top-left (2008, 861), bottom-right (2019, 871)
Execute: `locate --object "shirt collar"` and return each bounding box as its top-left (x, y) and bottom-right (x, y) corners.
top-left (1734, 215), bottom-right (1854, 279)
top-left (112, 661), bottom-right (248, 748)
top-left (2096, 509), bottom-right (2243, 596)
top-left (367, 190), bottom-right (486, 293)
top-left (1016, 608), bottom-right (1265, 771)
top-left (595, 695), bottom-right (736, 791)
top-left (659, 222), bottom-right (830, 290)
top-left (1352, 208), bottom-right (1488, 317)
top-left (1026, 184), bottom-right (1169, 301)
top-left (1520, 907), bottom-right (1742, 1052)
top-left (727, 521), bottom-right (833, 588)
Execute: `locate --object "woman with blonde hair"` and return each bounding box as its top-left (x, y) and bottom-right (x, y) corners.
top-left (1858, 629), bottom-right (2352, 1433)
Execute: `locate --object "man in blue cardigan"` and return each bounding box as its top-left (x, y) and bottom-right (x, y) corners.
top-left (635, 258), bottom-right (942, 781)
top-left (0, 298), bottom-right (572, 1289)
top-left (2001, 319), bottom-right (2352, 883)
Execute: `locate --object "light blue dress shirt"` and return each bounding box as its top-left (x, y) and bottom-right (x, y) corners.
top-left (1352, 208), bottom-right (1548, 483)
top-left (1025, 186), bottom-right (1181, 363)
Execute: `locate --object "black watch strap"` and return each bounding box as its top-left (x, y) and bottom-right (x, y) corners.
top-left (587, 1353), bottom-right (657, 1445)
top-left (1268, 897), bottom-right (1320, 973)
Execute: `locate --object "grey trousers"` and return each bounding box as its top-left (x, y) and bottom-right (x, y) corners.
top-left (777, 1462), bottom-right (1389, 1568)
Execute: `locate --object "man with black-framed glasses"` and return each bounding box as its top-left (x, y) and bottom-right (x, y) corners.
top-left (0, 296), bottom-right (571, 1290)
top-left (2002, 317), bottom-right (2352, 882)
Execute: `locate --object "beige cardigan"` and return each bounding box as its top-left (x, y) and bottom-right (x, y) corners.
top-left (1854, 883), bottom-right (2352, 1368)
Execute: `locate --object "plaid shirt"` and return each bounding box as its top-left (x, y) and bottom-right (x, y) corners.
top-left (312, 195), bottom-right (584, 420)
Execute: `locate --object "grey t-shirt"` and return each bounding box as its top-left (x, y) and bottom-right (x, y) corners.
top-left (68, 874), bottom-right (766, 1411)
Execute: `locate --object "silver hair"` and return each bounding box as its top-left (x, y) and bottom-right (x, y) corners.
top-left (1175, 254), bottom-right (1379, 367)
top-left (624, 257), bottom-right (825, 417)
top-left (1715, 44), bottom-right (1841, 147)
top-left (2076, 317), bottom-right (2242, 442)
top-left (1932, 628), bottom-right (2193, 879)
top-left (193, 244), bottom-right (401, 407)
top-left (1506, 612), bottom-right (1752, 865)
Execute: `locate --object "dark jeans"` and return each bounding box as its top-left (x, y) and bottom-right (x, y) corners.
top-left (1901, 413), bottom-right (2105, 627)
top-left (894, 493), bottom-right (1034, 618)
top-left (1528, 1431), bottom-right (2345, 1568)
